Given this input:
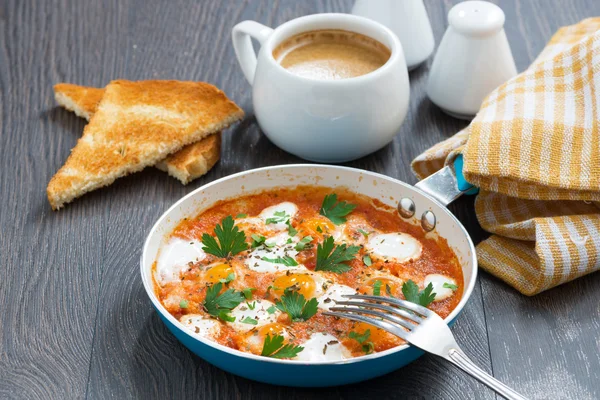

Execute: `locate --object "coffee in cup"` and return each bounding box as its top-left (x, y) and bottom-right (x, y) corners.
top-left (272, 29), bottom-right (391, 80)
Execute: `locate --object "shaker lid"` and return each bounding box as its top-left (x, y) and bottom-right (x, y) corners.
top-left (448, 0), bottom-right (505, 37)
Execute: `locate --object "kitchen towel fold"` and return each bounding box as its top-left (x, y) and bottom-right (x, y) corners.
top-left (412, 18), bottom-right (600, 295)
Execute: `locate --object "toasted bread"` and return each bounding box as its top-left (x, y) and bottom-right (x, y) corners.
top-left (48, 80), bottom-right (243, 210)
top-left (53, 83), bottom-right (223, 185)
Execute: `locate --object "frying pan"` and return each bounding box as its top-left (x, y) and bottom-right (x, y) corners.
top-left (140, 163), bottom-right (477, 386)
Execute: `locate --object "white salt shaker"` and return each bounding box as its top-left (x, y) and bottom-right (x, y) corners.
top-left (426, 1), bottom-right (517, 119)
top-left (352, 0), bottom-right (434, 70)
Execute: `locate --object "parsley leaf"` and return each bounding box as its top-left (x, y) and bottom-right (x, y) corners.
top-left (316, 226), bottom-right (323, 233)
top-left (265, 211), bottom-right (289, 225)
top-left (275, 288), bottom-right (319, 322)
top-left (219, 272), bottom-right (236, 284)
top-left (286, 220), bottom-right (298, 236)
top-left (218, 310), bottom-right (236, 322)
top-left (179, 299), bottom-right (189, 309)
top-left (203, 282), bottom-right (245, 319)
top-left (261, 256), bottom-right (298, 266)
top-left (242, 288), bottom-right (256, 300)
top-left (363, 255), bottom-right (372, 266)
top-left (251, 234), bottom-right (266, 248)
top-left (261, 334), bottom-right (304, 359)
top-left (319, 194), bottom-right (357, 225)
top-left (201, 216), bottom-right (248, 258)
top-left (315, 236), bottom-right (359, 274)
top-left (349, 330), bottom-right (374, 354)
top-left (266, 305), bottom-right (277, 314)
top-left (402, 280), bottom-right (436, 307)
top-left (295, 235), bottom-right (313, 251)
top-left (443, 282), bottom-right (458, 291)
top-left (241, 316), bottom-right (258, 325)
top-left (236, 213), bottom-right (247, 218)
top-left (372, 280), bottom-right (382, 296)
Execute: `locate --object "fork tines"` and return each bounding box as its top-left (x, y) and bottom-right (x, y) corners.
top-left (322, 294), bottom-right (433, 340)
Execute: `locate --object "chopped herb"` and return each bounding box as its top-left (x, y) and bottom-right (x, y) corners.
top-left (363, 255), bottom-right (372, 266)
top-left (319, 193), bottom-right (357, 225)
top-left (236, 213), bottom-right (247, 218)
top-left (251, 234), bottom-right (266, 248)
top-left (358, 229), bottom-right (370, 238)
top-left (287, 220), bottom-right (298, 236)
top-left (261, 334), bottom-right (304, 359)
top-left (315, 236), bottom-right (359, 274)
top-left (218, 310), bottom-right (236, 322)
top-left (203, 282), bottom-right (245, 319)
top-left (349, 330), bottom-right (374, 354)
top-left (443, 282), bottom-right (458, 291)
top-left (286, 238), bottom-right (293, 244)
top-left (265, 211), bottom-right (289, 225)
top-left (219, 272), bottom-right (236, 284)
top-left (241, 316), bottom-right (258, 325)
top-left (275, 287), bottom-right (318, 322)
top-left (385, 284), bottom-right (392, 296)
top-left (265, 241), bottom-right (276, 248)
top-left (242, 287), bottom-right (256, 300)
top-left (316, 225), bottom-right (323, 233)
top-left (372, 280), bottom-right (382, 296)
top-left (295, 235), bottom-right (313, 251)
top-left (266, 305), bottom-right (277, 314)
top-left (402, 280), bottom-right (436, 307)
top-left (179, 299), bottom-right (189, 309)
top-left (246, 301), bottom-right (256, 310)
top-left (201, 216), bottom-right (248, 258)
top-left (261, 255), bottom-right (298, 267)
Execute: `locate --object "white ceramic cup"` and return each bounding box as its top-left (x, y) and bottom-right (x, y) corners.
top-left (232, 14), bottom-right (410, 163)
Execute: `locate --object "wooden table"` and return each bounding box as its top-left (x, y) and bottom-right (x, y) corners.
top-left (2, 0), bottom-right (599, 398)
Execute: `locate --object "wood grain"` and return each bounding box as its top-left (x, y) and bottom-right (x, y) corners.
top-left (1, 0), bottom-right (599, 399)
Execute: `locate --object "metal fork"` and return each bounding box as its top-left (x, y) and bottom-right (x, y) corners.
top-left (324, 294), bottom-right (528, 400)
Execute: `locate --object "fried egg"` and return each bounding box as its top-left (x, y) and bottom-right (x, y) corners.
top-left (259, 202), bottom-right (298, 231)
top-left (424, 274), bottom-right (457, 301)
top-left (242, 322), bottom-right (290, 354)
top-left (337, 215), bottom-right (376, 246)
top-left (156, 238), bottom-right (205, 285)
top-left (227, 299), bottom-right (281, 333)
top-left (203, 262), bottom-right (235, 284)
top-left (366, 233), bottom-right (422, 263)
top-left (294, 333), bottom-right (351, 362)
top-left (358, 270), bottom-right (404, 296)
top-left (297, 216), bottom-right (343, 242)
top-left (245, 233), bottom-right (304, 273)
top-left (316, 283), bottom-right (357, 311)
top-left (179, 314), bottom-right (221, 340)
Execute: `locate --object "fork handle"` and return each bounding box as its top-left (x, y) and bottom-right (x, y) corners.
top-left (447, 348), bottom-right (529, 400)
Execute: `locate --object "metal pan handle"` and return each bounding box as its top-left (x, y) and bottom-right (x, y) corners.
top-left (414, 155), bottom-right (478, 207)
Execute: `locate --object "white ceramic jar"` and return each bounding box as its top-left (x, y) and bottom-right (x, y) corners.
top-left (426, 1), bottom-right (517, 119)
top-left (232, 14), bottom-right (410, 163)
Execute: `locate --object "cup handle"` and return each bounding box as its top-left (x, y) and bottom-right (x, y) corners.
top-left (232, 21), bottom-right (274, 85)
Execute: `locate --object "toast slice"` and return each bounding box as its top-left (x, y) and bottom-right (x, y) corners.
top-left (54, 83), bottom-right (223, 185)
top-left (48, 80), bottom-right (243, 210)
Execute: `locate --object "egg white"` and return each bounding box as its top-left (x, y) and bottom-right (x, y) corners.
top-left (156, 238), bottom-right (205, 285)
top-left (259, 202), bottom-right (298, 231)
top-left (245, 232), bottom-right (304, 273)
top-left (316, 283), bottom-right (357, 311)
top-left (227, 299), bottom-right (281, 333)
top-left (179, 314), bottom-right (221, 340)
top-left (294, 332), bottom-right (351, 362)
top-left (424, 274), bottom-right (457, 301)
top-left (366, 233), bottom-right (422, 263)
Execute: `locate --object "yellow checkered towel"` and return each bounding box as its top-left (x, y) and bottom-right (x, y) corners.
top-left (412, 18), bottom-right (600, 295)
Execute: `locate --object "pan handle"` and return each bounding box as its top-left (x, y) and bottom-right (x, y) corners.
top-left (414, 155), bottom-right (478, 206)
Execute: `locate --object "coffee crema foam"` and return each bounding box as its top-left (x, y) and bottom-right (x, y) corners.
top-left (272, 29), bottom-right (391, 80)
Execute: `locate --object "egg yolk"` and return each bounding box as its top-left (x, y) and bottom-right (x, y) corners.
top-left (298, 217), bottom-right (336, 241)
top-left (204, 263), bottom-right (234, 284)
top-left (359, 278), bottom-right (400, 296)
top-left (352, 321), bottom-right (390, 347)
top-left (255, 323), bottom-right (287, 340)
top-left (272, 273), bottom-right (316, 298)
